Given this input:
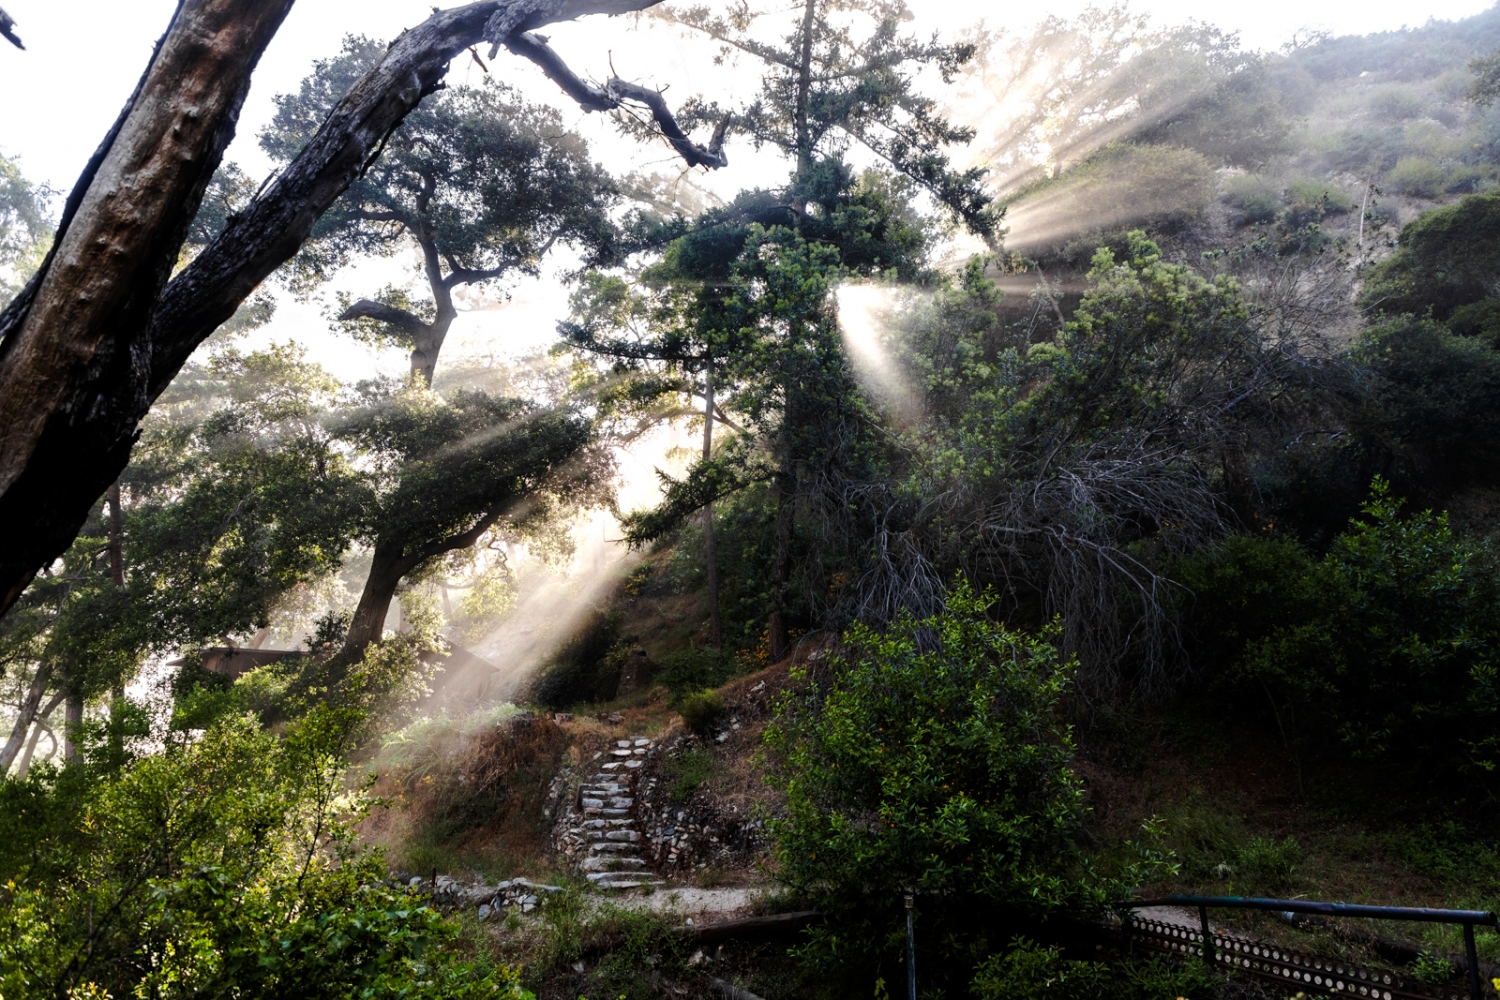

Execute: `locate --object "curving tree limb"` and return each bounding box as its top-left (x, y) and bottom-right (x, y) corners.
top-left (505, 31), bottom-right (730, 168)
top-left (0, 6), bottom-right (21, 50)
top-left (0, 0), bottom-right (732, 619)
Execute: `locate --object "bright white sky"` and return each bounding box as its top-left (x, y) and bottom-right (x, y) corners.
top-left (0, 0), bottom-right (1493, 379)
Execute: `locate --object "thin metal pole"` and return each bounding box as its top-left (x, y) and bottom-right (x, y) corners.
top-left (1464, 922), bottom-right (1481, 1000)
top-left (1199, 905), bottom-right (1215, 973)
top-left (906, 894), bottom-right (916, 1000)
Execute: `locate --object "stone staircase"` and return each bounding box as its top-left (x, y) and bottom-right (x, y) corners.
top-left (576, 737), bottom-right (663, 890)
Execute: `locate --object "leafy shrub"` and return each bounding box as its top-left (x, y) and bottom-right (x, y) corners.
top-left (673, 689), bottom-right (724, 734)
top-left (1412, 952), bottom-right (1458, 983)
top-left (1360, 191), bottom-right (1500, 320)
top-left (1223, 173), bottom-right (1280, 223)
top-left (530, 610), bottom-right (622, 708)
top-left (664, 748), bottom-right (717, 803)
top-left (766, 580), bottom-right (1144, 990)
top-left (972, 938), bottom-right (1215, 1000)
top-left (1370, 86), bottom-right (1427, 120)
top-left (1389, 156), bottom-right (1445, 197)
top-left (1285, 177), bottom-right (1354, 214)
top-left (1184, 481), bottom-right (1500, 803)
top-left (1445, 300), bottom-right (1500, 344)
top-left (1235, 836), bottom-right (1303, 892)
top-left (657, 646), bottom-right (733, 698)
top-left (0, 709), bottom-right (531, 999)
top-left (1443, 163), bottom-right (1489, 193)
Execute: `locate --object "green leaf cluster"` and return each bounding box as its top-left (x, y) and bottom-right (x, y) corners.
top-left (764, 580), bottom-right (1143, 983)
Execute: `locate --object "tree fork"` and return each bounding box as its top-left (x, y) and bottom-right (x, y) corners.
top-left (0, 0), bottom-right (723, 619)
top-left (0, 0), bottom-right (297, 616)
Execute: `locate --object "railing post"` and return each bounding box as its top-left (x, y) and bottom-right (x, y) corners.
top-left (905, 893), bottom-right (916, 1000)
top-left (1464, 921), bottom-right (1481, 1000)
top-left (1199, 905), bottom-right (1215, 974)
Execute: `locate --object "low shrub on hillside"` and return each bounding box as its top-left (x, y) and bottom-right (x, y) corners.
top-left (1005, 144), bottom-right (1216, 259)
top-left (1223, 173), bottom-right (1280, 223)
top-left (1389, 156), bottom-right (1445, 197)
top-left (673, 689), bottom-right (724, 734)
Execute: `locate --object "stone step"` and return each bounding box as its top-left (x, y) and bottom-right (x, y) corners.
top-left (589, 841), bottom-right (640, 854)
top-left (595, 876), bottom-right (666, 890)
top-left (586, 829), bottom-right (640, 843)
top-left (606, 797), bottom-right (634, 809)
top-left (600, 808), bottom-right (630, 819)
top-left (586, 870), bottom-right (662, 885)
top-left (581, 856), bottom-right (647, 872)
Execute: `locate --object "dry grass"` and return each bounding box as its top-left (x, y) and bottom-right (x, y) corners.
top-left (359, 707), bottom-right (569, 880)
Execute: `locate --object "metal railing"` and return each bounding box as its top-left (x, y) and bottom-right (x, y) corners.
top-left (1115, 895), bottom-right (1499, 1000)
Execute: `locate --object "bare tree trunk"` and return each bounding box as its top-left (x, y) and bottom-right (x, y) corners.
top-left (793, 0), bottom-right (818, 178)
top-left (107, 481), bottom-right (125, 587)
top-left (107, 480), bottom-right (127, 759)
top-left (15, 690), bottom-right (64, 780)
top-left (413, 233), bottom-right (458, 387)
top-left (703, 361), bottom-right (722, 648)
top-left (341, 542), bottom-right (417, 662)
top-left (63, 687), bottom-right (83, 764)
top-left (0, 0), bottom-right (297, 617)
top-left (768, 460), bottom-right (795, 663)
top-left (0, 659), bottom-right (52, 773)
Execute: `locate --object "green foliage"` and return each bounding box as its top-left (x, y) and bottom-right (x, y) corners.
top-left (1184, 481), bottom-right (1500, 802)
top-left (263, 36), bottom-right (618, 304)
top-left (656, 646), bottom-right (733, 698)
top-left (1354, 316), bottom-right (1500, 493)
top-left (1412, 951), bottom-right (1458, 983)
top-left (766, 580), bottom-right (1135, 986)
top-left (659, 0), bottom-right (994, 236)
top-left (664, 748), bottom-right (717, 803)
top-left (530, 610), bottom-right (623, 709)
top-left (971, 938), bottom-right (1215, 1000)
top-left (1283, 177), bottom-right (1355, 222)
top-left (0, 152), bottom-right (51, 302)
top-left (0, 707), bottom-right (529, 999)
top-left (1471, 47), bottom-right (1500, 106)
top-left (1389, 156), bottom-right (1445, 198)
top-left (1361, 191), bottom-right (1500, 321)
top-left (673, 689), bottom-right (724, 735)
top-left (1235, 836), bottom-right (1303, 892)
top-left (1223, 173), bottom-right (1280, 223)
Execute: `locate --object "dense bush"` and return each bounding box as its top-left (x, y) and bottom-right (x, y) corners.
top-left (1181, 481), bottom-right (1500, 804)
top-left (1354, 316), bottom-right (1500, 494)
top-left (1222, 173), bottom-right (1280, 223)
top-left (766, 580), bottom-right (1143, 989)
top-left (1389, 157), bottom-right (1445, 198)
top-left (1281, 177), bottom-right (1355, 227)
top-left (0, 708), bottom-right (528, 999)
top-left (971, 938), bottom-right (1215, 1000)
top-left (673, 689), bottom-right (724, 734)
top-left (1360, 191), bottom-right (1500, 321)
